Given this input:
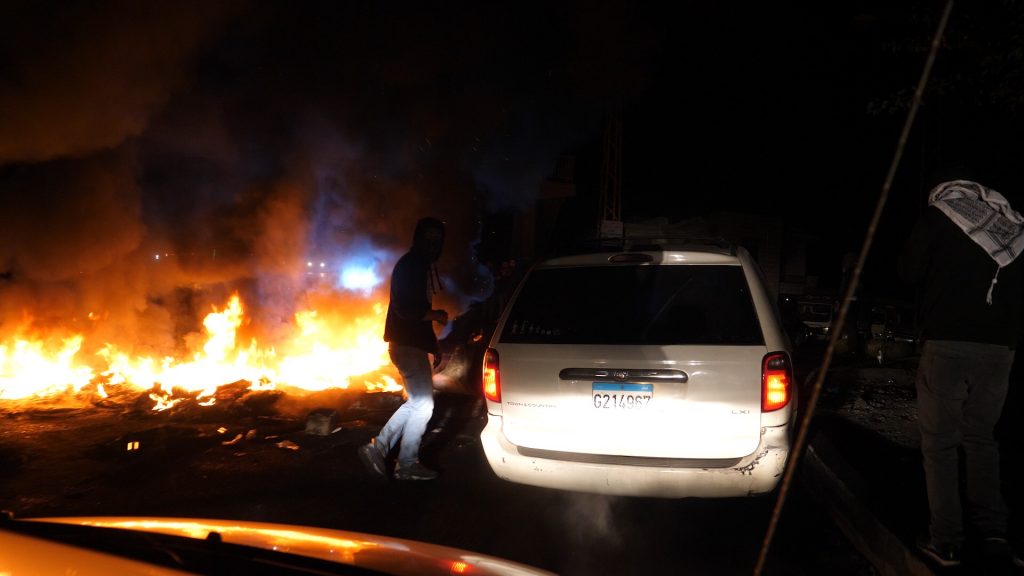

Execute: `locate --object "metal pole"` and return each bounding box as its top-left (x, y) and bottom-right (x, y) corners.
top-left (752, 1), bottom-right (955, 573)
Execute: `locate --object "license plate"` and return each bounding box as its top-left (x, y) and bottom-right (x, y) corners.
top-left (592, 383), bottom-right (653, 409)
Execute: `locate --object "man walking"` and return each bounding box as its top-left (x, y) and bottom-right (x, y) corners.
top-left (359, 217), bottom-right (449, 481)
top-left (899, 176), bottom-right (1024, 571)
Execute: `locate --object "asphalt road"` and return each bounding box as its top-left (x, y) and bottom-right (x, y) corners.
top-left (0, 378), bottom-right (878, 576)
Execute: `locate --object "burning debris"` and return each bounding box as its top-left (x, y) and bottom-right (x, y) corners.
top-left (275, 440), bottom-right (300, 451)
top-left (304, 408), bottom-right (340, 436)
top-left (0, 291), bottom-right (406, 412)
top-left (221, 433), bottom-right (244, 446)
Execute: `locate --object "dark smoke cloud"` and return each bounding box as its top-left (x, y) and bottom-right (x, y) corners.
top-left (0, 152), bottom-right (143, 282)
top-left (0, 0), bottom-right (240, 163)
top-left (0, 0), bottom-right (243, 354)
top-left (0, 0), bottom-right (663, 356)
top-left (0, 151), bottom-right (145, 341)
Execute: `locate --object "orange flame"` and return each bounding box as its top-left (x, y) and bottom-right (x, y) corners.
top-left (0, 292), bottom-right (402, 408)
top-left (0, 335), bottom-right (95, 400)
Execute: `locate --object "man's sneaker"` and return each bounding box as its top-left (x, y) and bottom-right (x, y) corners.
top-left (393, 462), bottom-right (438, 481)
top-left (980, 536), bottom-right (1014, 570)
top-left (916, 535), bottom-right (961, 568)
top-left (1004, 538), bottom-right (1023, 568)
top-left (357, 440), bottom-right (387, 478)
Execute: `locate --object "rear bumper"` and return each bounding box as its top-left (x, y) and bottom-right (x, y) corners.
top-left (479, 415), bottom-right (790, 498)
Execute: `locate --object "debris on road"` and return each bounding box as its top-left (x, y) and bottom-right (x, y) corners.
top-left (304, 409), bottom-right (339, 436)
top-left (276, 440), bottom-right (300, 451)
top-left (222, 433), bottom-right (244, 446)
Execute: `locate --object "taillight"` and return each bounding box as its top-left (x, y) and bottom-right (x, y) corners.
top-left (482, 347), bottom-right (500, 402)
top-left (762, 352), bottom-right (791, 412)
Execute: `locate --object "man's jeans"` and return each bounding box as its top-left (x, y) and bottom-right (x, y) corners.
top-left (917, 340), bottom-right (1013, 545)
top-left (375, 344), bottom-right (435, 469)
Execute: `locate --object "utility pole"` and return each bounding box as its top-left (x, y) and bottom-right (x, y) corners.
top-left (598, 113), bottom-right (623, 239)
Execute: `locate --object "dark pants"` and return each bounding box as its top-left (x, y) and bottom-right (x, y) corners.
top-left (917, 340), bottom-right (1013, 545)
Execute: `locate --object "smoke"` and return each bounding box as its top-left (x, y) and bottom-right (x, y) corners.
top-left (0, 1), bottom-right (660, 364)
top-left (548, 493), bottom-right (625, 574)
top-left (0, 0), bottom-right (239, 164)
top-left (562, 493), bottom-right (620, 543)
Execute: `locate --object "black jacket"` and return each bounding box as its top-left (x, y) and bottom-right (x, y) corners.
top-left (383, 218), bottom-right (445, 355)
top-left (898, 205), bottom-right (1024, 347)
top-left (383, 250), bottom-right (439, 355)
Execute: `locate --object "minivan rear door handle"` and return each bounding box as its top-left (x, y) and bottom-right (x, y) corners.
top-left (558, 368), bottom-right (688, 383)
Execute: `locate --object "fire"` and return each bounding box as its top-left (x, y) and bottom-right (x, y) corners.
top-left (0, 292), bottom-right (403, 408)
top-left (276, 307), bottom-right (396, 393)
top-left (0, 335), bottom-right (95, 400)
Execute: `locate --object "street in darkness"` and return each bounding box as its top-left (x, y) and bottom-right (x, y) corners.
top-left (0, 376), bottom-right (876, 576)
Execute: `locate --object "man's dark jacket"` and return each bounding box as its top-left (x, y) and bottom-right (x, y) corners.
top-left (384, 218), bottom-right (444, 356)
top-left (899, 205), bottom-right (1024, 347)
top-left (383, 250), bottom-right (438, 355)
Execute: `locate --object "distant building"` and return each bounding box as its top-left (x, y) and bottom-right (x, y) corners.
top-left (496, 157), bottom-right (837, 305)
top-left (623, 212), bottom-right (827, 302)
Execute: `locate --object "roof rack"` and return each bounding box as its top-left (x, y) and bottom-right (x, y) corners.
top-left (564, 235), bottom-right (737, 256)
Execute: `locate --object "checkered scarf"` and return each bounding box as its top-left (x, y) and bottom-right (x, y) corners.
top-left (929, 179), bottom-right (1024, 304)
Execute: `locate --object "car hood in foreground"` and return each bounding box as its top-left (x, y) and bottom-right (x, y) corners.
top-left (1, 515), bottom-right (555, 576)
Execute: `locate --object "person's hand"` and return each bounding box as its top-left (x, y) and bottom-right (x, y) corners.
top-left (430, 309), bottom-right (449, 326)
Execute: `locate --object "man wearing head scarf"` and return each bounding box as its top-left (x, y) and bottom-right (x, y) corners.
top-left (359, 217), bottom-right (449, 481)
top-left (899, 172), bottom-right (1024, 571)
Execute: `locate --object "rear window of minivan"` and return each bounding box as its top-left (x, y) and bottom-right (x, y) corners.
top-left (499, 264), bottom-right (764, 345)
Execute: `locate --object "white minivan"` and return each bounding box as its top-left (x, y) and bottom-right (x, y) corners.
top-left (479, 239), bottom-right (797, 498)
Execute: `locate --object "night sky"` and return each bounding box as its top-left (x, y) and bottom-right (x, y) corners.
top-left (2, 1), bottom-right (1024, 344)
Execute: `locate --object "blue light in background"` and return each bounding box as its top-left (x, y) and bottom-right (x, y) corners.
top-left (340, 265), bottom-right (381, 293)
top-left (329, 240), bottom-right (394, 295)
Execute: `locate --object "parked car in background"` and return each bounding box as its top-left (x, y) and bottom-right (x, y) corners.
top-left (478, 238), bottom-right (797, 498)
top-left (865, 300), bottom-right (919, 363)
top-left (797, 296), bottom-right (836, 340)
